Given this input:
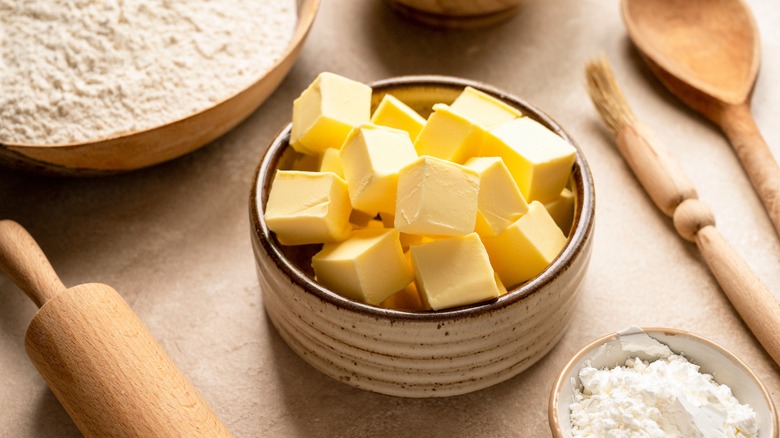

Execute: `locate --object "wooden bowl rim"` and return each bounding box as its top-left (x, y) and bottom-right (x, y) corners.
top-left (250, 74), bottom-right (596, 322)
top-left (548, 327), bottom-right (779, 437)
top-left (1, 0), bottom-right (320, 150)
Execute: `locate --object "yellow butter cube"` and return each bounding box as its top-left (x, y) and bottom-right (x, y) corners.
top-left (380, 212), bottom-right (432, 249)
top-left (450, 86), bottom-right (522, 130)
top-left (465, 156), bottom-right (529, 237)
top-left (482, 117), bottom-right (577, 203)
top-left (379, 211), bottom-right (395, 228)
top-left (395, 156), bottom-right (480, 237)
top-left (319, 147), bottom-right (345, 178)
top-left (413, 104), bottom-right (484, 164)
top-left (363, 219), bottom-right (386, 229)
top-left (312, 228), bottom-right (413, 305)
top-left (545, 188), bottom-right (575, 236)
top-left (495, 272), bottom-right (508, 296)
top-left (482, 201), bottom-right (567, 288)
top-left (340, 124), bottom-right (418, 215)
top-left (291, 72), bottom-right (371, 154)
top-left (265, 171), bottom-right (352, 245)
top-left (411, 233), bottom-right (500, 310)
top-left (380, 282), bottom-right (426, 311)
top-left (370, 94), bottom-right (426, 141)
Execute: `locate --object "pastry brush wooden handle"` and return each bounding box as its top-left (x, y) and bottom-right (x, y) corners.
top-left (0, 219), bottom-right (63, 307)
top-left (619, 124), bottom-right (780, 366)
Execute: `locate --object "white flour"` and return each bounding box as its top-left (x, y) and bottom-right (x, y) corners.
top-left (0, 0), bottom-right (296, 145)
top-left (570, 354), bottom-right (758, 438)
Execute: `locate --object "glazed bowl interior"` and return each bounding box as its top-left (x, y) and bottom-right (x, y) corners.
top-left (0, 0), bottom-right (319, 175)
top-left (549, 328), bottom-right (778, 438)
top-left (252, 75), bottom-right (595, 320)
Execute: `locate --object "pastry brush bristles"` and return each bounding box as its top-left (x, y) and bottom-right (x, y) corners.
top-left (585, 56), bottom-right (637, 136)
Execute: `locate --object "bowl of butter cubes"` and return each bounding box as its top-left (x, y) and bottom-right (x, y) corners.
top-left (250, 73), bottom-right (595, 397)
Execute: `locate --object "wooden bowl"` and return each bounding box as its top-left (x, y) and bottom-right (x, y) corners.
top-left (249, 75), bottom-right (595, 397)
top-left (0, 0), bottom-right (319, 176)
top-left (549, 328), bottom-right (778, 437)
top-left (384, 0), bottom-right (523, 29)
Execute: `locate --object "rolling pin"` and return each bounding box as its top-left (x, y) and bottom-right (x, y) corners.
top-left (0, 220), bottom-right (232, 438)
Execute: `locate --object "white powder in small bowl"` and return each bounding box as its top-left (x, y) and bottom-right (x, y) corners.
top-left (0, 0), bottom-right (297, 145)
top-left (570, 354), bottom-right (758, 438)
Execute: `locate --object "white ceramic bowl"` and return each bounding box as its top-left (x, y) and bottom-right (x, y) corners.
top-left (250, 75), bottom-right (595, 397)
top-left (549, 328), bottom-right (778, 437)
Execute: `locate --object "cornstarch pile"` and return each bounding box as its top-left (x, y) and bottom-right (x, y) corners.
top-left (0, 0), bottom-right (296, 145)
top-left (570, 353), bottom-right (758, 437)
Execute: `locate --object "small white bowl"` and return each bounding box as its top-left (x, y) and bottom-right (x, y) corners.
top-left (549, 328), bottom-right (778, 437)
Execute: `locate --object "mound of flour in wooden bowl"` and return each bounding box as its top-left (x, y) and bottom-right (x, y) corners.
top-left (0, 0), bottom-right (296, 145)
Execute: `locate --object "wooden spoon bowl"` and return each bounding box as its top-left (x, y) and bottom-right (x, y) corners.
top-left (0, 0), bottom-right (319, 176)
top-left (622, 0), bottom-right (780, 238)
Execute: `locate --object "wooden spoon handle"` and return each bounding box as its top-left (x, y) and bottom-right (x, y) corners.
top-left (695, 224), bottom-right (780, 365)
top-left (719, 103), bottom-right (780, 238)
top-left (0, 220), bottom-right (63, 307)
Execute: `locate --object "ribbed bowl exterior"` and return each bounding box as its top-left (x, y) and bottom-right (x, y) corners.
top-left (250, 76), bottom-right (595, 397)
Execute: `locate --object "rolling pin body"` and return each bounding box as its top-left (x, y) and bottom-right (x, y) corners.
top-left (0, 220), bottom-right (232, 438)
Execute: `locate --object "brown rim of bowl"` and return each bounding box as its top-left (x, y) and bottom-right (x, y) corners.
top-left (0, 0), bottom-right (320, 149)
top-left (548, 327), bottom-right (779, 437)
top-left (249, 74), bottom-right (595, 322)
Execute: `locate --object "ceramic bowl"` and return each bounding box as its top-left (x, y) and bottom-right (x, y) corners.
top-left (0, 0), bottom-right (319, 175)
top-left (384, 0), bottom-right (523, 28)
top-left (250, 75), bottom-right (595, 398)
top-left (549, 328), bottom-right (778, 437)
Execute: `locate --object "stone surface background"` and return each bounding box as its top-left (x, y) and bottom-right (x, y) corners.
top-left (1, 1), bottom-right (779, 436)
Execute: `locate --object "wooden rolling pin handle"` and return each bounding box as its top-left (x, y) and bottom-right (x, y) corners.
top-left (719, 103), bottom-right (780, 238)
top-left (695, 225), bottom-right (780, 366)
top-left (0, 219), bottom-right (64, 307)
top-left (617, 123), bottom-right (698, 216)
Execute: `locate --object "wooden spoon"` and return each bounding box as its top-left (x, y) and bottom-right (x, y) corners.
top-left (622, 0), bottom-right (780, 238)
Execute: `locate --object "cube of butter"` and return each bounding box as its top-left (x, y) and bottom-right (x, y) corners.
top-left (264, 171), bottom-right (352, 245)
top-left (290, 72), bottom-right (371, 154)
top-left (465, 156), bottom-right (529, 237)
top-left (395, 156), bottom-right (480, 237)
top-left (482, 201), bottom-right (567, 288)
top-left (380, 282), bottom-right (426, 311)
top-left (341, 124), bottom-right (418, 215)
top-left (370, 94), bottom-right (426, 141)
top-left (545, 188), bottom-right (575, 236)
top-left (413, 104), bottom-right (484, 164)
top-left (411, 233), bottom-right (500, 310)
top-left (482, 117), bottom-right (576, 203)
top-left (450, 86), bottom-right (522, 130)
top-left (319, 147), bottom-right (345, 178)
top-left (312, 228), bottom-right (413, 305)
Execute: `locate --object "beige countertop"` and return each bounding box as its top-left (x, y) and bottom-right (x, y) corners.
top-left (1, 0), bottom-right (779, 436)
